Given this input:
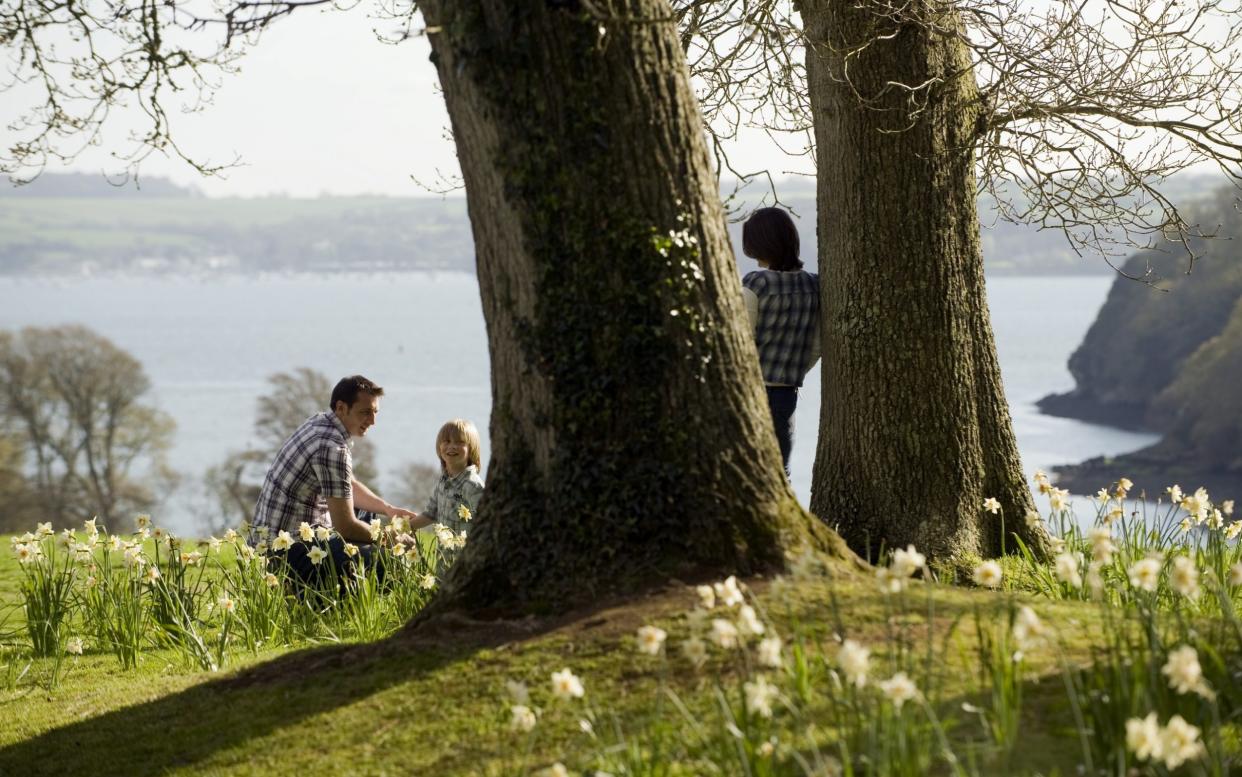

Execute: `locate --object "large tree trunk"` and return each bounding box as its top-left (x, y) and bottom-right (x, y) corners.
top-left (803, 0), bottom-right (1050, 564)
top-left (417, 0), bottom-right (851, 615)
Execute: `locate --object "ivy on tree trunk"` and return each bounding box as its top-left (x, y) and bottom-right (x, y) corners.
top-left (417, 0), bottom-right (852, 616)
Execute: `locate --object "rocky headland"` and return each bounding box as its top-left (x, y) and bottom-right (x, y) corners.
top-left (1038, 186), bottom-right (1242, 500)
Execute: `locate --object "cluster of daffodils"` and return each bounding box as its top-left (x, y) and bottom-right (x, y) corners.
top-left (1166, 484), bottom-right (1237, 537)
top-left (1126, 712), bottom-right (1206, 770)
top-left (1033, 470), bottom-right (1072, 513)
top-left (503, 668), bottom-right (586, 736)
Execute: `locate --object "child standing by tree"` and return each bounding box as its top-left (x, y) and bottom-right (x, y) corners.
top-left (741, 207), bottom-right (821, 476)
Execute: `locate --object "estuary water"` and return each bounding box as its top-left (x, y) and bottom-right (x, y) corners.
top-left (0, 273), bottom-right (1158, 534)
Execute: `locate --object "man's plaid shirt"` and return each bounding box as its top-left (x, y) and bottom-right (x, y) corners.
top-left (742, 269), bottom-right (821, 387)
top-left (251, 411), bottom-right (353, 537)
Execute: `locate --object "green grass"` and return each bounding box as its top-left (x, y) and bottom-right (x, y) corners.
top-left (2, 514), bottom-right (1239, 776)
top-left (0, 556), bottom-right (1158, 776)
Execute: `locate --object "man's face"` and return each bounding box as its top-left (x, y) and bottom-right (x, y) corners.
top-left (335, 394), bottom-right (379, 437)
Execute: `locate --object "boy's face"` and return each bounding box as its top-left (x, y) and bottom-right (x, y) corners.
top-left (439, 436), bottom-right (470, 475)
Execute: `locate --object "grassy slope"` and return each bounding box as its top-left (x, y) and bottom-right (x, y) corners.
top-left (0, 539), bottom-right (1111, 777)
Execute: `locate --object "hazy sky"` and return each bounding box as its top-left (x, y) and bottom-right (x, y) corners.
top-left (10, 8), bottom-right (810, 199)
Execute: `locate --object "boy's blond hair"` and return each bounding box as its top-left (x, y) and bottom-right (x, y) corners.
top-left (435, 419), bottom-right (482, 473)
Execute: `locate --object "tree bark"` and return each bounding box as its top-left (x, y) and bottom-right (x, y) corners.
top-left (803, 0), bottom-right (1050, 564)
top-left (417, 0), bottom-right (852, 615)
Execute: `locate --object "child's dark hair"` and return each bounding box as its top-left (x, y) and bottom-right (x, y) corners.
top-left (742, 207), bottom-right (802, 271)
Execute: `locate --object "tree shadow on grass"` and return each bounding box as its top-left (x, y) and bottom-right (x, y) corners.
top-left (0, 588), bottom-right (676, 777)
top-left (0, 612), bottom-right (547, 777)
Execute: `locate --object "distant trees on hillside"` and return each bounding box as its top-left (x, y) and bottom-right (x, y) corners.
top-left (0, 326), bottom-right (176, 532)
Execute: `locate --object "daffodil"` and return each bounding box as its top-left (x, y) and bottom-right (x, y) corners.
top-left (308, 546), bottom-right (328, 566)
top-left (510, 704), bottom-right (537, 732)
top-left (1128, 557), bottom-right (1162, 592)
top-left (879, 672), bottom-right (919, 709)
top-left (837, 639), bottom-right (870, 688)
top-left (710, 619), bottom-right (739, 649)
top-left (757, 636), bottom-right (783, 668)
top-left (1162, 645), bottom-right (1214, 700)
top-left (298, 522), bottom-right (314, 542)
top-left (695, 584), bottom-right (716, 609)
top-left (713, 576), bottom-right (745, 608)
top-left (636, 625), bottom-right (667, 655)
top-left (1054, 552), bottom-right (1082, 588)
top-left (737, 605), bottom-right (765, 636)
top-left (982, 497), bottom-right (1002, 514)
top-left (1160, 715), bottom-right (1206, 769)
top-left (551, 668), bottom-right (584, 700)
top-left (744, 676), bottom-right (778, 718)
top-left (1169, 556), bottom-right (1199, 599)
top-left (1126, 712), bottom-right (1163, 762)
top-left (972, 560), bottom-right (1003, 588)
top-left (682, 636), bottom-right (708, 669)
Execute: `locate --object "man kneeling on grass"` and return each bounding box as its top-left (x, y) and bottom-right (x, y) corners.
top-left (248, 374), bottom-right (418, 587)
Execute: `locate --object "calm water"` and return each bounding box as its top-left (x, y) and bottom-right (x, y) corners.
top-left (0, 273), bottom-right (1157, 534)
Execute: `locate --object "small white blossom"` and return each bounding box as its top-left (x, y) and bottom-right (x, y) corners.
top-left (837, 640), bottom-right (870, 688)
top-left (1049, 487), bottom-right (1070, 512)
top-left (65, 637), bottom-right (84, 655)
top-left (1169, 556), bottom-right (1200, 599)
top-left (1126, 712), bottom-right (1163, 762)
top-left (713, 576), bottom-right (744, 608)
top-left (878, 672), bottom-right (919, 709)
top-left (757, 636), bottom-right (783, 668)
top-left (982, 497), bottom-right (1002, 514)
top-left (420, 573), bottom-right (437, 590)
top-left (551, 668), bottom-right (584, 700)
top-left (298, 522), bottom-right (314, 542)
top-left (636, 625), bottom-right (667, 655)
top-left (1089, 526), bottom-right (1115, 563)
top-left (682, 636), bottom-right (708, 669)
top-left (1128, 557), bottom-right (1163, 592)
top-left (1012, 606), bottom-right (1045, 649)
top-left (510, 704), bottom-right (537, 732)
top-left (1054, 552), bottom-right (1083, 588)
top-left (972, 560), bottom-right (1003, 588)
top-left (737, 605), bottom-right (765, 636)
top-left (315, 525), bottom-right (331, 542)
top-left (744, 675), bottom-right (779, 718)
top-left (890, 544), bottom-right (925, 578)
top-left (308, 546), bottom-right (328, 566)
top-left (1023, 510), bottom-right (1041, 530)
top-left (711, 619), bottom-right (739, 649)
top-left (272, 531), bottom-right (293, 552)
top-left (695, 584), bottom-right (716, 609)
top-left (1161, 715), bottom-right (1206, 769)
top-left (1162, 645), bottom-right (1214, 700)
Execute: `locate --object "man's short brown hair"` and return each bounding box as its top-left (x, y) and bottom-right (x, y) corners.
top-left (329, 375), bottom-right (384, 411)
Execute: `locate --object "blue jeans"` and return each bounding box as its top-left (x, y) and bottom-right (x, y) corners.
top-left (766, 386), bottom-right (798, 477)
top-left (277, 538), bottom-right (384, 591)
